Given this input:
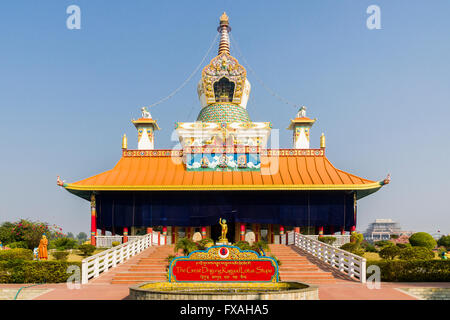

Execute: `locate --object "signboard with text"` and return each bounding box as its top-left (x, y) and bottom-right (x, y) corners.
top-left (168, 246), bottom-right (279, 282)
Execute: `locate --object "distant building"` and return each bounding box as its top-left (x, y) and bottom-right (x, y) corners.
top-left (364, 219), bottom-right (412, 242)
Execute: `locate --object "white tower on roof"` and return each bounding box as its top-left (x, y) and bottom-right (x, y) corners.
top-left (287, 106), bottom-right (316, 149)
top-left (132, 107), bottom-right (160, 150)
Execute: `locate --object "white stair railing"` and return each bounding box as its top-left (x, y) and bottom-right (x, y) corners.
top-left (290, 231), bottom-right (366, 283)
top-left (81, 231), bottom-right (166, 284)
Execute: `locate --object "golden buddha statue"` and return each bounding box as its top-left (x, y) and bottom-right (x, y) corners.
top-left (219, 218), bottom-right (228, 243)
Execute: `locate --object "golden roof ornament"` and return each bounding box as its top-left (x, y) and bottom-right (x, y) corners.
top-left (220, 12), bottom-right (229, 23)
top-left (218, 12), bottom-right (231, 55)
top-left (320, 133), bottom-right (326, 148)
top-left (122, 134), bottom-right (128, 150)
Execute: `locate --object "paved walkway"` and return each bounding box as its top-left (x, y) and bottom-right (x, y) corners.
top-left (2, 282), bottom-right (450, 300)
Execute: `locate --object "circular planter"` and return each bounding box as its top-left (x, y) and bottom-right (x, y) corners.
top-left (129, 281), bottom-right (318, 300)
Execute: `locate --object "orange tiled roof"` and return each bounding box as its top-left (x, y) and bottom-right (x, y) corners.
top-left (63, 149), bottom-right (385, 198)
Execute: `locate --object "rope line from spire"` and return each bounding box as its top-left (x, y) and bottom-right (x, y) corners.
top-left (230, 33), bottom-right (298, 108)
top-left (145, 32), bottom-right (220, 109)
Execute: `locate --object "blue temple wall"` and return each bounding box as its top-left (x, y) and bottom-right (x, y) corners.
top-left (95, 191), bottom-right (356, 231)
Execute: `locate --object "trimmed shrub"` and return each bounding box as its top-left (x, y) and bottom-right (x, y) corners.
top-left (396, 243), bottom-right (411, 249)
top-left (374, 240), bottom-right (394, 248)
top-left (0, 248), bottom-right (33, 261)
top-left (367, 260), bottom-right (450, 282)
top-left (111, 241), bottom-right (120, 247)
top-left (361, 241), bottom-right (377, 252)
top-left (398, 247), bottom-right (434, 260)
top-left (318, 236), bottom-right (336, 245)
top-left (78, 244), bottom-right (96, 256)
top-left (408, 232), bottom-right (437, 249)
top-left (6, 241), bottom-right (29, 249)
top-left (0, 260), bottom-right (82, 283)
top-left (379, 245), bottom-right (401, 260)
top-left (437, 235), bottom-right (450, 249)
top-left (52, 251), bottom-right (69, 261)
top-left (350, 232), bottom-right (363, 245)
top-left (340, 243), bottom-right (364, 257)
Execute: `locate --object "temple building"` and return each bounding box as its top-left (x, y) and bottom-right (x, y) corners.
top-left (58, 13), bottom-right (390, 246)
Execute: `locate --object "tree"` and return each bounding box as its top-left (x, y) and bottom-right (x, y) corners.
top-left (78, 244), bottom-right (96, 256)
top-left (67, 232), bottom-right (74, 239)
top-left (350, 232), bottom-right (364, 245)
top-left (51, 237), bottom-right (78, 250)
top-left (437, 235), bottom-right (450, 249)
top-left (76, 232), bottom-right (88, 243)
top-left (379, 245), bottom-right (401, 260)
top-left (11, 219), bottom-right (50, 249)
top-left (340, 243), bottom-right (365, 257)
top-left (0, 222), bottom-right (16, 244)
top-left (409, 232), bottom-right (437, 250)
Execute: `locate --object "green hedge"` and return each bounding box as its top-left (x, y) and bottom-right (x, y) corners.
top-left (0, 260), bottom-right (82, 283)
top-left (0, 248), bottom-right (33, 261)
top-left (367, 260), bottom-right (450, 282)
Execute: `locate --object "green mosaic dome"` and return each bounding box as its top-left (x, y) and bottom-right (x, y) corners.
top-left (196, 103), bottom-right (251, 123)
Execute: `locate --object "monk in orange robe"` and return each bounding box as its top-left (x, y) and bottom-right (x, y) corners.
top-left (38, 235), bottom-right (48, 260)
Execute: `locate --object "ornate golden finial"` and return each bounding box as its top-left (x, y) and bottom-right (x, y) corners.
top-left (122, 134), bottom-right (128, 150)
top-left (320, 133), bottom-right (326, 148)
top-left (220, 12), bottom-right (229, 23)
top-left (218, 12), bottom-right (231, 55)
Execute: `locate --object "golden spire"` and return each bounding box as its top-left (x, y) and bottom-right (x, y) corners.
top-left (320, 133), bottom-right (326, 148)
top-left (218, 12), bottom-right (231, 55)
top-left (220, 12), bottom-right (229, 23)
top-left (122, 134), bottom-right (128, 150)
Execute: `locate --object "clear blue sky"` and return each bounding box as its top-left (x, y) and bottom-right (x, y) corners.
top-left (0, 1), bottom-right (449, 236)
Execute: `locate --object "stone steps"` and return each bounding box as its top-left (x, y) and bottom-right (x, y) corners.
top-left (110, 245), bottom-right (174, 284)
top-left (268, 244), bottom-right (339, 284)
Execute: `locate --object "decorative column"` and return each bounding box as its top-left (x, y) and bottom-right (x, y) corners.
top-left (269, 224), bottom-right (274, 243)
top-left (279, 225), bottom-right (285, 235)
top-left (201, 227), bottom-right (207, 239)
top-left (123, 227), bottom-right (128, 243)
top-left (147, 227), bottom-right (153, 234)
top-left (255, 224), bottom-right (260, 242)
top-left (90, 194), bottom-right (97, 246)
top-left (294, 227), bottom-right (300, 234)
top-left (318, 226), bottom-right (324, 238)
top-left (162, 226), bottom-right (167, 236)
top-left (341, 227), bottom-right (345, 235)
top-left (171, 227), bottom-right (176, 244)
top-left (240, 223), bottom-right (245, 241)
top-left (101, 228), bottom-right (106, 236)
top-left (187, 227), bottom-right (192, 240)
top-left (350, 226), bottom-right (356, 233)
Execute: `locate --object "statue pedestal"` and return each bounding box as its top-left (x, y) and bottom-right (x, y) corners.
top-left (215, 241), bottom-right (228, 246)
